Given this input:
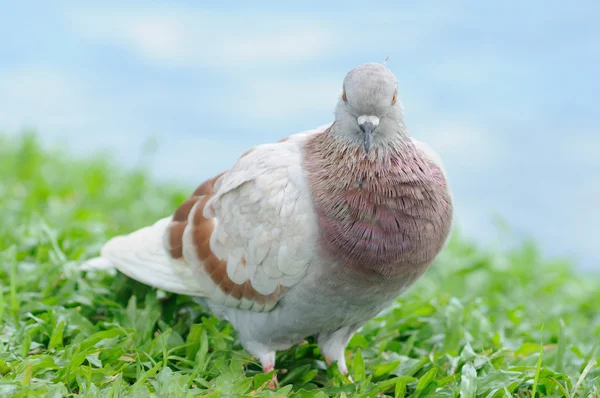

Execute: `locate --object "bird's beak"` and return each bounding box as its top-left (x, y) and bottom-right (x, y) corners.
top-left (357, 115), bottom-right (380, 153)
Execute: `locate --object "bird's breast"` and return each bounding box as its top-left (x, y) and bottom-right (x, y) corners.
top-left (303, 136), bottom-right (452, 276)
top-left (317, 182), bottom-right (448, 270)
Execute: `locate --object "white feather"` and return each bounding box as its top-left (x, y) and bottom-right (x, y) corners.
top-left (205, 129), bottom-right (323, 300)
top-left (85, 124), bottom-right (328, 313)
top-left (98, 217), bottom-right (205, 296)
top-left (411, 138), bottom-right (447, 177)
top-left (80, 257), bottom-right (115, 272)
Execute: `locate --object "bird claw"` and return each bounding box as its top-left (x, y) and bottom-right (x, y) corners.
top-left (258, 351), bottom-right (278, 389)
top-left (339, 366), bottom-right (354, 383)
top-left (266, 371), bottom-right (278, 389)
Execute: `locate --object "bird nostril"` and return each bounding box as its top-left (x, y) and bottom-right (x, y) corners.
top-left (357, 116), bottom-right (379, 133)
top-left (359, 122), bottom-right (375, 133)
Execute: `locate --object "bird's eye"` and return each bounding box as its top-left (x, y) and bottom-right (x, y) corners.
top-left (392, 91), bottom-right (397, 104)
top-left (342, 91), bottom-right (347, 102)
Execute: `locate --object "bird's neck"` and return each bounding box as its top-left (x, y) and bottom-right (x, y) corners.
top-left (304, 126), bottom-right (433, 277)
top-left (329, 119), bottom-right (412, 154)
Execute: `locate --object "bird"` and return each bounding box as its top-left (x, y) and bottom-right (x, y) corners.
top-left (82, 62), bottom-right (453, 387)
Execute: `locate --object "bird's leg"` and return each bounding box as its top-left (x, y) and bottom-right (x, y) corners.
top-left (244, 341), bottom-right (279, 389)
top-left (244, 341), bottom-right (278, 389)
top-left (258, 351), bottom-right (278, 389)
top-left (318, 327), bottom-right (355, 381)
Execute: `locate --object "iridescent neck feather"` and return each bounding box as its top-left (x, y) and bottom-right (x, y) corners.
top-left (303, 125), bottom-right (453, 279)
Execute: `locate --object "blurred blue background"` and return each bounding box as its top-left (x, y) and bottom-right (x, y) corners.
top-left (1, 1), bottom-right (598, 268)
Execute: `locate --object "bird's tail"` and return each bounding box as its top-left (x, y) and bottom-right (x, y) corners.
top-left (80, 217), bottom-right (204, 296)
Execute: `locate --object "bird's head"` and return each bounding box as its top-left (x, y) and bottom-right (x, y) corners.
top-left (334, 62), bottom-right (404, 152)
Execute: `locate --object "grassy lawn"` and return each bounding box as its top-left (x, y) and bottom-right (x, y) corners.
top-left (1, 133), bottom-right (599, 397)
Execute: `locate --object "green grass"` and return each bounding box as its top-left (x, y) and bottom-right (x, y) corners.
top-left (1, 132), bottom-right (599, 397)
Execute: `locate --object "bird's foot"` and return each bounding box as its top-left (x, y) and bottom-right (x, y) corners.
top-left (341, 368), bottom-right (354, 383)
top-left (262, 365), bottom-right (278, 389)
top-left (338, 361), bottom-right (354, 382)
top-left (259, 351), bottom-right (278, 389)
top-left (325, 353), bottom-right (354, 382)
top-left (268, 372), bottom-right (278, 389)
top-left (318, 327), bottom-right (358, 384)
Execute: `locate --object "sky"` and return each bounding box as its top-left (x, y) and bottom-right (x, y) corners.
top-left (1, 1), bottom-right (599, 269)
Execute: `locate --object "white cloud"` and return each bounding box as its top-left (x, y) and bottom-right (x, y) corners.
top-left (563, 133), bottom-right (600, 167)
top-left (237, 78), bottom-right (341, 120)
top-left (0, 68), bottom-right (90, 134)
top-left (411, 121), bottom-right (503, 169)
top-left (148, 135), bottom-right (251, 183)
top-left (0, 67), bottom-right (176, 161)
top-left (66, 8), bottom-right (339, 68)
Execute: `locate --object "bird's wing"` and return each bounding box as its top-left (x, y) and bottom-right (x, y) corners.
top-left (410, 138), bottom-right (448, 177)
top-left (94, 124), bottom-right (330, 312)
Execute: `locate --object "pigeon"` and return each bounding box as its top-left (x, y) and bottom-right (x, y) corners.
top-left (83, 62), bottom-right (453, 386)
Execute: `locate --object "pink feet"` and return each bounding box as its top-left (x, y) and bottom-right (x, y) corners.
top-left (259, 352), bottom-right (278, 389)
top-left (264, 368), bottom-right (278, 389)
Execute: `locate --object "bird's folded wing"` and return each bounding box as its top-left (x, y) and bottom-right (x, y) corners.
top-left (98, 125), bottom-right (328, 312)
top-left (410, 138), bottom-right (448, 178)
